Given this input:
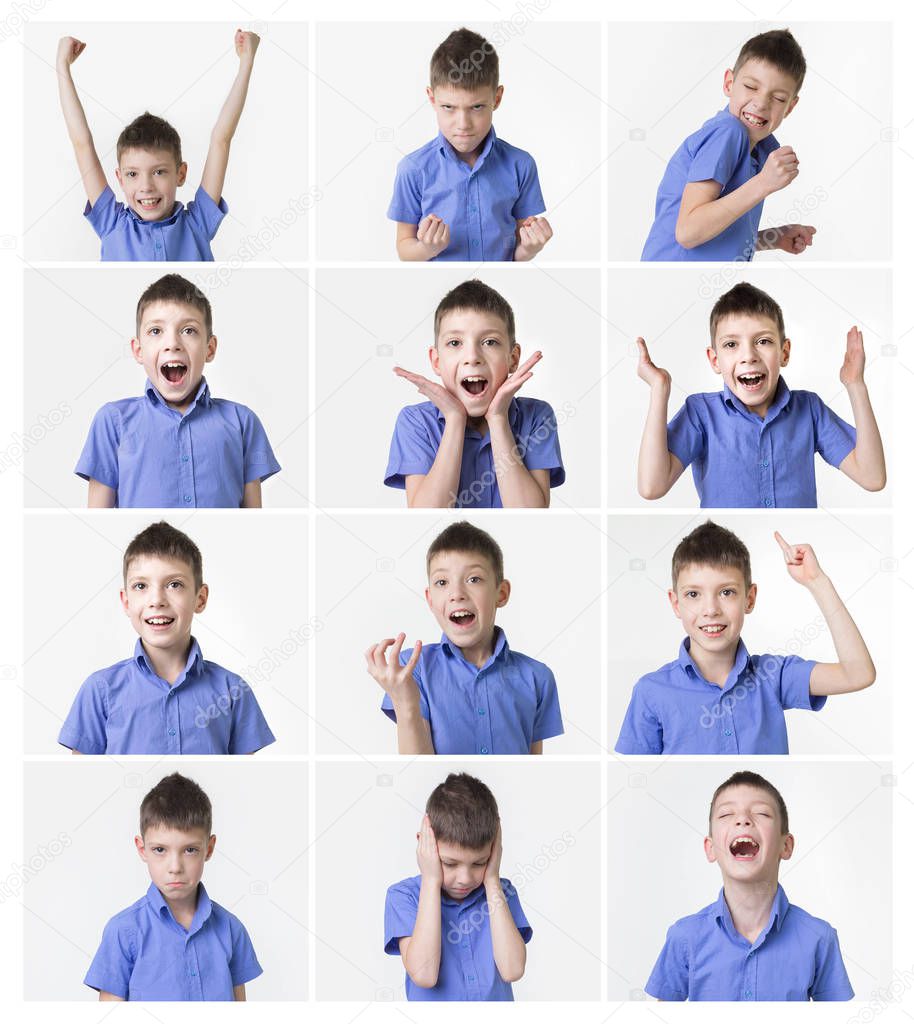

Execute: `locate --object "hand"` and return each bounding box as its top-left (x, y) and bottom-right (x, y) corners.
top-left (485, 351), bottom-right (541, 422)
top-left (484, 819), bottom-right (503, 887)
top-left (759, 146), bottom-right (800, 195)
top-left (840, 327), bottom-right (865, 387)
top-left (57, 36), bottom-right (86, 69)
top-left (769, 223), bottom-right (816, 254)
top-left (364, 633), bottom-right (423, 707)
top-left (416, 814), bottom-right (443, 885)
top-left (635, 337), bottom-right (671, 391)
top-left (234, 29), bottom-right (260, 64)
top-left (516, 216), bottom-right (553, 258)
top-left (774, 531), bottom-right (824, 587)
top-left (393, 366), bottom-right (467, 423)
top-left (415, 214), bottom-right (450, 259)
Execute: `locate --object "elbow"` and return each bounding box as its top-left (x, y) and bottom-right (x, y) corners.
top-left (863, 473), bottom-right (887, 493)
top-left (674, 221), bottom-right (698, 250)
top-left (498, 958), bottom-right (526, 984)
top-left (859, 666), bottom-right (877, 690)
top-left (406, 967), bottom-right (439, 989)
top-left (637, 480), bottom-right (664, 501)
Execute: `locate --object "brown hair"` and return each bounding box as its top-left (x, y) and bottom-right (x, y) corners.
top-left (709, 770), bottom-right (789, 834)
top-left (434, 279), bottom-right (516, 349)
top-left (124, 521), bottom-right (204, 592)
top-left (117, 112), bottom-right (183, 166)
top-left (671, 520), bottom-right (752, 591)
top-left (427, 521), bottom-right (504, 584)
top-left (136, 273), bottom-right (213, 338)
top-left (427, 773), bottom-right (499, 849)
top-left (709, 282), bottom-right (785, 347)
top-left (430, 27), bottom-right (499, 92)
top-left (733, 28), bottom-right (806, 93)
top-left (140, 772), bottom-right (212, 837)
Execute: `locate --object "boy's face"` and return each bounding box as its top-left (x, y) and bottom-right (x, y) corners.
top-left (115, 147), bottom-right (188, 220)
top-left (723, 58), bottom-right (799, 147)
top-left (705, 784), bottom-right (793, 884)
top-left (668, 562), bottom-right (756, 659)
top-left (707, 313), bottom-right (790, 419)
top-left (132, 300), bottom-right (217, 414)
top-left (426, 549), bottom-right (510, 653)
top-left (426, 83), bottom-right (503, 162)
top-left (135, 825), bottom-right (215, 903)
top-left (121, 554), bottom-right (208, 657)
top-left (430, 308), bottom-right (519, 420)
top-left (436, 838), bottom-right (492, 900)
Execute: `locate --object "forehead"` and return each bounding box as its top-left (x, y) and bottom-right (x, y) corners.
top-left (119, 147), bottom-right (179, 168)
top-left (712, 784), bottom-right (777, 816)
top-left (437, 307), bottom-right (509, 339)
top-left (431, 84), bottom-right (498, 106)
top-left (428, 549), bottom-right (496, 577)
top-left (436, 839), bottom-right (491, 861)
top-left (713, 311), bottom-right (781, 343)
top-left (675, 561), bottom-right (744, 589)
top-left (139, 300), bottom-right (204, 327)
top-left (142, 824), bottom-right (209, 844)
top-left (125, 553), bottom-right (195, 580)
top-left (734, 57), bottom-right (798, 94)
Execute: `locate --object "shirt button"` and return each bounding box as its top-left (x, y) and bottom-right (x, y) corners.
top-left (480, 747), bottom-right (488, 754)
top-left (745, 990), bottom-right (752, 998)
top-left (467, 975), bottom-right (475, 982)
top-left (471, 239), bottom-right (479, 247)
top-left (190, 969), bottom-right (197, 976)
top-left (182, 455), bottom-right (189, 462)
top-left (469, 205), bottom-right (477, 213)
top-left (477, 708), bottom-right (486, 715)
top-left (183, 495), bottom-right (192, 503)
top-left (763, 460), bottom-right (770, 467)
top-left (764, 498), bottom-right (772, 507)
top-left (168, 728), bottom-right (176, 736)
top-left (724, 729), bottom-right (732, 736)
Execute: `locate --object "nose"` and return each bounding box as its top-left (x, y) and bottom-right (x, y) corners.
top-left (146, 585), bottom-right (167, 607)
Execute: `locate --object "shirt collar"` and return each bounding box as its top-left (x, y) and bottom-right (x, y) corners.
top-left (715, 106), bottom-right (780, 159)
top-left (134, 636), bottom-right (204, 684)
top-left (433, 396), bottom-right (521, 437)
top-left (146, 880), bottom-right (213, 935)
top-left (713, 883), bottom-right (789, 945)
top-left (722, 375), bottom-right (791, 422)
top-left (436, 125), bottom-right (497, 171)
top-left (126, 198), bottom-right (185, 226)
top-left (144, 375), bottom-right (212, 413)
top-left (678, 636), bottom-right (749, 689)
top-left (440, 624), bottom-right (509, 669)
top-left (440, 881), bottom-right (488, 909)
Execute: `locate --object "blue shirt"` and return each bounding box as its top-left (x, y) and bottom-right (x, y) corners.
top-left (641, 107), bottom-right (780, 262)
top-left (667, 378), bottom-right (856, 508)
top-left (384, 875), bottom-right (532, 1001)
top-left (387, 127), bottom-right (545, 261)
top-left (646, 885), bottom-right (853, 1001)
top-left (85, 882), bottom-right (262, 1001)
top-left (85, 184), bottom-right (227, 261)
top-left (59, 637), bottom-right (276, 755)
top-left (381, 627), bottom-right (563, 754)
top-left (75, 377), bottom-right (281, 508)
top-left (384, 396), bottom-right (565, 508)
top-left (615, 638), bottom-right (823, 755)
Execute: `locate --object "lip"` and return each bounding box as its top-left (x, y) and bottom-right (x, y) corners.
top-left (448, 609), bottom-right (477, 630)
top-left (741, 110), bottom-right (768, 129)
top-left (159, 361), bottom-right (189, 389)
top-left (698, 623), bottom-right (727, 637)
top-left (166, 881), bottom-right (186, 887)
top-left (728, 834), bottom-right (761, 860)
top-left (144, 616), bottom-right (175, 632)
top-left (735, 371), bottom-right (768, 394)
top-left (460, 375), bottom-right (490, 400)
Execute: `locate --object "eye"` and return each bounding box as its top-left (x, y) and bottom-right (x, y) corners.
top-left (433, 578), bottom-right (447, 587)
top-left (722, 340), bottom-right (736, 349)
top-left (184, 846), bottom-right (199, 854)
top-left (126, 170), bottom-right (136, 178)
top-left (720, 588), bottom-right (736, 597)
top-left (167, 580), bottom-right (184, 590)
top-left (472, 105), bottom-right (485, 110)
top-left (151, 846), bottom-right (165, 854)
top-left (482, 337), bottom-right (500, 347)
top-left (756, 337), bottom-right (773, 346)
top-left (718, 813), bottom-right (732, 819)
top-left (744, 85), bottom-right (757, 91)
top-left (467, 575), bottom-right (483, 584)
top-left (148, 326), bottom-right (161, 336)
top-left (684, 590), bottom-right (698, 599)
top-left (182, 326), bottom-right (197, 335)
top-left (132, 582), bottom-right (147, 591)
top-left (445, 338), bottom-right (461, 348)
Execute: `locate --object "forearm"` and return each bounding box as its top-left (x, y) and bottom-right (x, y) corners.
top-left (807, 575), bottom-right (875, 688)
top-left (845, 381), bottom-right (887, 489)
top-left (408, 417), bottom-right (465, 507)
top-left (514, 241), bottom-right (538, 262)
top-left (403, 878), bottom-right (442, 987)
top-left (393, 701), bottom-right (435, 754)
top-left (678, 177), bottom-right (767, 250)
top-left (487, 416), bottom-right (548, 508)
top-left (485, 881), bottom-right (526, 983)
top-left (57, 65), bottom-right (93, 148)
top-left (638, 385), bottom-right (675, 498)
top-left (212, 61), bottom-right (255, 145)
top-left (396, 237), bottom-right (436, 262)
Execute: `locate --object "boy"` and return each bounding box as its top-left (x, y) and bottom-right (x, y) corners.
top-left (645, 771), bottom-right (853, 1000)
top-left (388, 27), bottom-right (552, 262)
top-left (636, 282), bottom-right (885, 507)
top-left (57, 30), bottom-right (259, 261)
top-left (384, 772), bottom-right (531, 1000)
top-left (615, 521), bottom-right (875, 755)
top-left (75, 273), bottom-right (281, 508)
top-left (58, 521), bottom-right (275, 755)
top-left (641, 29), bottom-right (815, 262)
top-left (365, 520), bottom-right (563, 754)
top-left (85, 772), bottom-right (263, 1000)
top-left (385, 279), bottom-right (565, 508)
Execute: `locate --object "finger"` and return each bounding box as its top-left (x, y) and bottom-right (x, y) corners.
top-left (375, 637), bottom-right (397, 664)
top-left (514, 351), bottom-right (543, 375)
top-left (636, 336), bottom-right (650, 361)
top-left (404, 639), bottom-right (423, 674)
top-left (773, 531), bottom-right (792, 556)
top-left (391, 632), bottom-right (406, 663)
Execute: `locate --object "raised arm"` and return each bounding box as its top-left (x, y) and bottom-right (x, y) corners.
top-left (837, 327), bottom-right (886, 492)
top-left (399, 816), bottom-right (443, 988)
top-left (484, 823), bottom-right (526, 983)
top-left (365, 634), bottom-right (435, 754)
top-left (200, 29), bottom-right (260, 204)
top-left (56, 37), bottom-right (107, 206)
top-left (635, 338), bottom-right (685, 499)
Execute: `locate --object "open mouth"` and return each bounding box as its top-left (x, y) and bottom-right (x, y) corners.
top-left (137, 196), bottom-right (163, 210)
top-left (729, 836), bottom-right (760, 859)
top-left (461, 375), bottom-right (489, 397)
top-left (160, 361), bottom-right (188, 386)
top-left (741, 111), bottom-right (768, 129)
top-left (145, 616), bottom-right (175, 628)
top-left (699, 624), bottom-right (726, 637)
top-left (736, 372), bottom-right (766, 392)
top-left (449, 609), bottom-right (477, 628)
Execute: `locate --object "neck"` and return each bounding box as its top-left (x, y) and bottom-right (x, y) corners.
top-left (142, 637), bottom-right (193, 685)
top-left (722, 877), bottom-right (779, 942)
top-left (163, 881), bottom-right (199, 925)
top-left (467, 413), bottom-right (489, 438)
top-left (459, 629), bottom-right (497, 669)
top-left (686, 637), bottom-right (739, 687)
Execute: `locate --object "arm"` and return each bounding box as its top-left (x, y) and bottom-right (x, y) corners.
top-left (241, 480), bottom-right (263, 508)
top-left (98, 991), bottom-right (125, 1002)
top-left (756, 223), bottom-right (816, 254)
top-left (837, 327), bottom-right (886, 491)
top-left (365, 635), bottom-right (435, 754)
top-left (200, 30), bottom-right (260, 204)
top-left (774, 532), bottom-right (876, 695)
top-left (56, 37), bottom-right (107, 207)
top-left (400, 816), bottom-right (443, 988)
top-left (87, 479), bottom-right (116, 508)
top-left (233, 984), bottom-right (246, 1001)
top-left (485, 352), bottom-right (549, 508)
top-left (395, 217), bottom-right (450, 261)
top-left (514, 216), bottom-right (553, 262)
top-left (635, 337), bottom-right (685, 499)
top-left (484, 823), bottom-right (526, 983)
top-left (529, 740), bottom-right (543, 754)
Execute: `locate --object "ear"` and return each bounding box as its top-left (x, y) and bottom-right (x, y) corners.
top-left (780, 338), bottom-right (791, 367)
top-left (429, 345), bottom-right (442, 378)
top-left (496, 579), bottom-right (511, 608)
top-left (115, 166), bottom-right (123, 188)
top-left (745, 582), bottom-right (757, 614)
top-left (723, 68), bottom-right (735, 96)
top-left (120, 588), bottom-right (131, 615)
top-left (667, 588), bottom-right (682, 620)
top-left (205, 834), bottom-right (216, 861)
top-left (135, 834), bottom-right (148, 861)
top-left (205, 335), bottom-right (218, 363)
top-left (703, 835), bottom-right (718, 863)
top-left (508, 343), bottom-right (521, 374)
top-left (176, 161), bottom-right (188, 187)
top-left (425, 585), bottom-right (433, 610)
top-left (785, 94), bottom-right (799, 118)
top-left (706, 345), bottom-right (722, 375)
top-left (426, 85), bottom-right (436, 107)
top-left (195, 583), bottom-right (209, 614)
top-left (779, 832), bottom-right (795, 861)
top-left (130, 336), bottom-right (144, 365)
top-left (493, 85), bottom-right (504, 110)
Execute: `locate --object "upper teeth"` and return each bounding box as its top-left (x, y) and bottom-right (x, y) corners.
top-left (452, 611), bottom-right (473, 618)
top-left (163, 362), bottom-right (184, 369)
top-left (743, 112), bottom-right (765, 126)
top-left (463, 376), bottom-right (486, 383)
top-left (139, 198), bottom-right (159, 204)
top-left (702, 625), bottom-right (725, 633)
top-left (740, 374), bottom-right (763, 383)
top-left (147, 617), bottom-right (171, 624)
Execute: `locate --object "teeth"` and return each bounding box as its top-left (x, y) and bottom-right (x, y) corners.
top-left (163, 362), bottom-right (185, 369)
top-left (451, 610), bottom-right (474, 619)
top-left (462, 376), bottom-right (486, 383)
top-left (739, 374), bottom-right (763, 384)
top-left (146, 617), bottom-right (173, 625)
top-left (743, 112), bottom-right (766, 126)
top-left (701, 625), bottom-right (725, 633)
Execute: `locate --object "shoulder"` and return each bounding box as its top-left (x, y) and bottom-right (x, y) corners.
top-left (209, 398), bottom-right (257, 420)
top-left (666, 899), bottom-right (718, 941)
top-left (395, 138), bottom-right (441, 172)
top-left (386, 874), bottom-right (422, 903)
top-left (492, 136), bottom-right (536, 164)
top-left (691, 109), bottom-right (748, 147)
top-left (784, 901), bottom-right (840, 942)
top-left (84, 654), bottom-right (138, 687)
top-left (91, 396), bottom-right (143, 422)
top-left (635, 655), bottom-right (683, 691)
top-left (502, 646), bottom-right (554, 679)
top-left (395, 401), bottom-right (439, 425)
top-left (208, 898), bottom-right (251, 933)
top-left (198, 658), bottom-right (244, 686)
top-left (513, 396), bottom-right (558, 426)
top-left (102, 894), bottom-right (149, 935)
top-left (785, 389), bottom-right (826, 413)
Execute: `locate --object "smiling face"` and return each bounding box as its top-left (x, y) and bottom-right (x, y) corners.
top-left (723, 58), bottom-right (799, 148)
top-left (669, 562), bottom-right (756, 661)
top-left (135, 824), bottom-right (215, 906)
top-left (431, 308), bottom-right (519, 421)
top-left (426, 83), bottom-right (503, 163)
top-left (131, 300), bottom-right (217, 414)
top-left (708, 312), bottom-right (790, 418)
top-left (121, 553), bottom-right (208, 661)
top-left (705, 784), bottom-right (793, 885)
top-left (437, 839), bottom-right (491, 900)
top-left (115, 147), bottom-right (187, 220)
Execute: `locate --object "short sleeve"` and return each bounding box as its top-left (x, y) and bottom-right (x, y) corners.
top-left (810, 395), bottom-right (857, 469)
top-left (384, 882), bottom-right (419, 954)
top-left (228, 679), bottom-right (276, 754)
top-left (615, 682), bottom-right (664, 755)
top-left (501, 879), bottom-right (533, 943)
top-left (644, 923), bottom-right (689, 1001)
top-left (384, 407), bottom-right (438, 488)
top-left (686, 120), bottom-right (747, 188)
top-left (811, 927), bottom-right (854, 1001)
top-left (387, 159), bottom-right (423, 224)
top-left (83, 185), bottom-right (123, 240)
top-left (75, 405), bottom-right (121, 491)
top-left (380, 648), bottom-right (430, 723)
top-left (666, 397), bottom-right (707, 471)
top-left (240, 408), bottom-right (281, 485)
top-left (186, 186), bottom-right (228, 242)
top-left (765, 653), bottom-right (825, 712)
top-left (58, 675), bottom-right (108, 754)
top-left (229, 916), bottom-right (263, 986)
top-left (532, 667), bottom-right (564, 742)
top-left (84, 917), bottom-right (135, 998)
top-left (510, 155), bottom-right (546, 220)
top-left (518, 400), bottom-right (565, 487)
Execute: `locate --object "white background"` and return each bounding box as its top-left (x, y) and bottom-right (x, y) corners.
top-left (605, 512), bottom-right (892, 755)
top-left (606, 760), bottom-right (893, 1000)
top-left (604, 265), bottom-right (893, 507)
top-left (315, 21), bottom-right (602, 262)
top-left (314, 760), bottom-right (602, 1000)
top-left (24, 23), bottom-right (311, 262)
top-left (23, 267), bottom-right (309, 508)
top-left (24, 512), bottom-right (310, 754)
top-left (23, 760), bottom-right (309, 1000)
top-left (314, 266), bottom-right (601, 508)
top-left (606, 22), bottom-right (892, 261)
top-left (314, 512), bottom-right (603, 754)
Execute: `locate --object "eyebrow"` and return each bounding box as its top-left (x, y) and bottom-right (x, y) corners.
top-left (441, 328), bottom-right (506, 337)
top-left (430, 563), bottom-right (488, 574)
top-left (680, 578), bottom-right (741, 588)
top-left (142, 317), bottom-right (203, 327)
